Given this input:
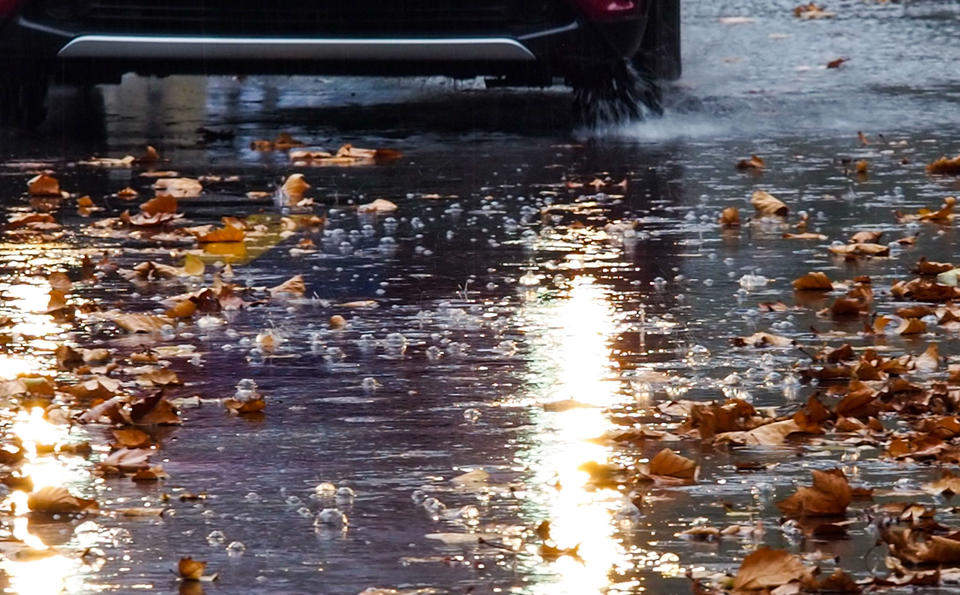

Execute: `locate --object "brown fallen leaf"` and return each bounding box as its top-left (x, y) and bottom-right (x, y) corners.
top-left (736, 155), bottom-right (765, 171)
top-left (153, 177), bottom-right (202, 198)
top-left (733, 547), bottom-right (812, 590)
top-left (794, 2), bottom-right (836, 19)
top-left (883, 526), bottom-right (960, 566)
top-left (732, 332), bottom-right (794, 348)
top-left (178, 557), bottom-right (208, 581)
top-left (923, 470), bottom-right (960, 496)
top-left (638, 448), bottom-right (698, 485)
top-left (329, 314), bottom-right (348, 329)
top-left (281, 174), bottom-right (310, 200)
top-left (719, 206), bottom-right (741, 228)
top-left (166, 299), bottom-right (197, 319)
top-left (112, 427), bottom-right (152, 448)
top-left (896, 197), bottom-right (957, 223)
top-left (357, 198), bottom-right (398, 214)
top-left (783, 232), bottom-right (827, 240)
top-left (223, 397), bottom-right (266, 416)
top-left (140, 195), bottom-right (178, 215)
top-left (850, 230), bottom-right (882, 243)
top-left (131, 466), bottom-right (168, 482)
top-left (270, 275), bottom-right (306, 296)
top-left (129, 392), bottom-right (181, 425)
top-left (829, 242), bottom-right (890, 257)
top-left (927, 155), bottom-right (960, 176)
top-left (98, 448), bottom-right (152, 474)
top-left (751, 190), bottom-right (788, 217)
top-left (27, 174), bottom-right (62, 197)
top-left (27, 486), bottom-right (98, 514)
top-left (714, 419), bottom-right (810, 446)
top-left (777, 468), bottom-right (852, 517)
top-left (97, 311), bottom-right (172, 333)
top-left (793, 272), bottom-right (833, 291)
top-left (195, 225), bottom-right (245, 243)
top-left (827, 57), bottom-right (848, 69)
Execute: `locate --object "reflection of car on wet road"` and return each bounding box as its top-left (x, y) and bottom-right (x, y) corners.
top-left (0, 0), bottom-right (679, 126)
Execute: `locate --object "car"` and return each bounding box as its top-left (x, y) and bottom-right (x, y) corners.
top-left (0, 0), bottom-right (680, 127)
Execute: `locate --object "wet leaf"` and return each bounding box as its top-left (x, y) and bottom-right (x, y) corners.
top-left (178, 557), bottom-right (207, 581)
top-left (829, 243), bottom-right (890, 257)
top-left (751, 190), bottom-right (788, 217)
top-left (112, 428), bottom-right (152, 448)
top-left (827, 57), bottom-right (848, 69)
top-left (195, 225), bottom-right (245, 243)
top-left (719, 207), bottom-right (740, 228)
top-left (735, 155), bottom-right (765, 171)
top-left (27, 174), bottom-right (62, 197)
top-left (129, 392), bottom-right (182, 425)
top-left (223, 397), bottom-right (266, 416)
top-left (793, 272), bottom-right (833, 291)
top-left (733, 547), bottom-right (811, 590)
top-left (131, 466), bottom-right (168, 482)
top-left (357, 198), bottom-right (398, 214)
top-left (98, 448), bottom-right (152, 473)
top-left (280, 174), bottom-right (311, 200)
top-left (27, 486), bottom-right (98, 514)
top-left (166, 300), bottom-right (197, 319)
top-left (182, 254), bottom-right (205, 276)
top-left (896, 197), bottom-right (957, 223)
top-left (270, 274), bottom-right (305, 296)
top-left (638, 448), bottom-right (698, 485)
top-left (153, 178), bottom-right (202, 198)
top-left (97, 311), bottom-right (173, 333)
top-left (732, 332), bottom-right (794, 348)
top-left (783, 232), bottom-right (827, 240)
top-left (777, 468), bottom-right (852, 517)
top-left (927, 155), bottom-right (960, 175)
top-left (140, 195), bottom-right (178, 215)
top-left (714, 419), bottom-right (810, 446)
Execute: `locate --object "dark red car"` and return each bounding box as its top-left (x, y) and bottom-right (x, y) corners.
top-left (0, 0), bottom-right (680, 125)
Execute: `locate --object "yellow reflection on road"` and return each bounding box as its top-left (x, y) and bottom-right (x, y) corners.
top-left (518, 276), bottom-right (633, 593)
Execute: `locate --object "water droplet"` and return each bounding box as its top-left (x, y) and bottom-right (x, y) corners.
top-left (226, 541), bottom-right (246, 556)
top-left (463, 408), bottom-right (481, 423)
top-left (206, 530), bottom-right (226, 545)
top-left (315, 508), bottom-right (348, 529)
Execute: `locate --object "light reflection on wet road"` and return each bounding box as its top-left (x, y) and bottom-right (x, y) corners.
top-left (0, 0), bottom-right (959, 593)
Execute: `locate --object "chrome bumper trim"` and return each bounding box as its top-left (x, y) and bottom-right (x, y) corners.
top-left (57, 35), bottom-right (537, 61)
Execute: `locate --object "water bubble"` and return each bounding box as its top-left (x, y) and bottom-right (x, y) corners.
top-left (335, 487), bottom-right (355, 504)
top-left (361, 377), bottom-right (382, 392)
top-left (411, 490), bottom-right (428, 504)
top-left (297, 507), bottom-right (314, 518)
top-left (518, 271), bottom-right (540, 286)
top-left (463, 408), bottom-right (481, 423)
top-left (206, 530), bottom-right (226, 545)
top-left (314, 482), bottom-right (337, 498)
top-left (315, 508), bottom-right (348, 529)
top-left (356, 334), bottom-right (377, 353)
top-left (422, 497), bottom-right (446, 520)
top-left (685, 345), bottom-right (711, 366)
top-left (383, 333), bottom-right (407, 356)
top-left (738, 274), bottom-right (768, 290)
top-left (226, 541), bottom-right (246, 556)
top-left (722, 372), bottom-right (742, 386)
top-left (652, 277), bottom-right (667, 291)
top-left (285, 495), bottom-right (303, 507)
top-left (492, 340), bottom-right (517, 357)
top-left (244, 492), bottom-right (261, 502)
top-left (425, 345), bottom-right (443, 361)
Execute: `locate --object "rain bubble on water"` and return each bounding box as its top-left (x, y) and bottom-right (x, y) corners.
top-left (314, 482), bottom-right (337, 499)
top-left (315, 508), bottom-right (348, 529)
top-left (206, 530), bottom-right (226, 545)
top-left (226, 541), bottom-right (246, 556)
top-left (463, 408), bottom-right (481, 423)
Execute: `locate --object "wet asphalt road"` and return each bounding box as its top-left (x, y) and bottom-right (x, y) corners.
top-left (1, 1), bottom-right (960, 593)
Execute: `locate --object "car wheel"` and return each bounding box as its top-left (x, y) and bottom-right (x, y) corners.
top-left (571, 58), bottom-right (663, 125)
top-left (0, 69), bottom-right (50, 129)
top-left (634, 0), bottom-right (681, 81)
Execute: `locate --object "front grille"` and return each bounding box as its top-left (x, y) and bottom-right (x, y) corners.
top-left (29, 0), bottom-right (575, 36)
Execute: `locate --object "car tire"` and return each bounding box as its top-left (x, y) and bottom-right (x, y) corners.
top-left (0, 69), bottom-right (50, 129)
top-left (634, 0), bottom-right (681, 81)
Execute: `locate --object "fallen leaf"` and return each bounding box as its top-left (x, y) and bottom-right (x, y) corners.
top-left (178, 557), bottom-right (207, 581)
top-left (195, 226), bottom-right (245, 243)
top-left (719, 207), bottom-right (741, 227)
top-left (638, 448), bottom-right (698, 485)
top-left (829, 243), bottom-right (890, 257)
top-left (357, 198), bottom-right (398, 214)
top-left (112, 428), bottom-right (152, 448)
top-left (777, 468), bottom-right (852, 517)
top-left (223, 397), bottom-right (266, 416)
top-left (27, 174), bottom-right (61, 197)
top-left (714, 419), bottom-right (809, 446)
top-left (131, 466), bottom-right (168, 482)
top-left (281, 174), bottom-right (310, 200)
top-left (751, 190), bottom-right (788, 217)
top-left (270, 275), bottom-right (305, 296)
top-left (793, 272), bottom-right (833, 291)
top-left (97, 311), bottom-right (172, 333)
top-left (140, 195), bottom-right (178, 215)
top-left (736, 155), bottom-right (765, 171)
top-left (783, 232), bottom-right (827, 240)
top-left (27, 486), bottom-right (98, 514)
top-left (896, 197), bottom-right (957, 223)
top-left (153, 178), bottom-right (202, 198)
top-left (732, 332), bottom-right (795, 348)
top-left (733, 547), bottom-right (811, 590)
top-left (827, 57), bottom-right (848, 69)
top-left (927, 155), bottom-right (960, 176)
